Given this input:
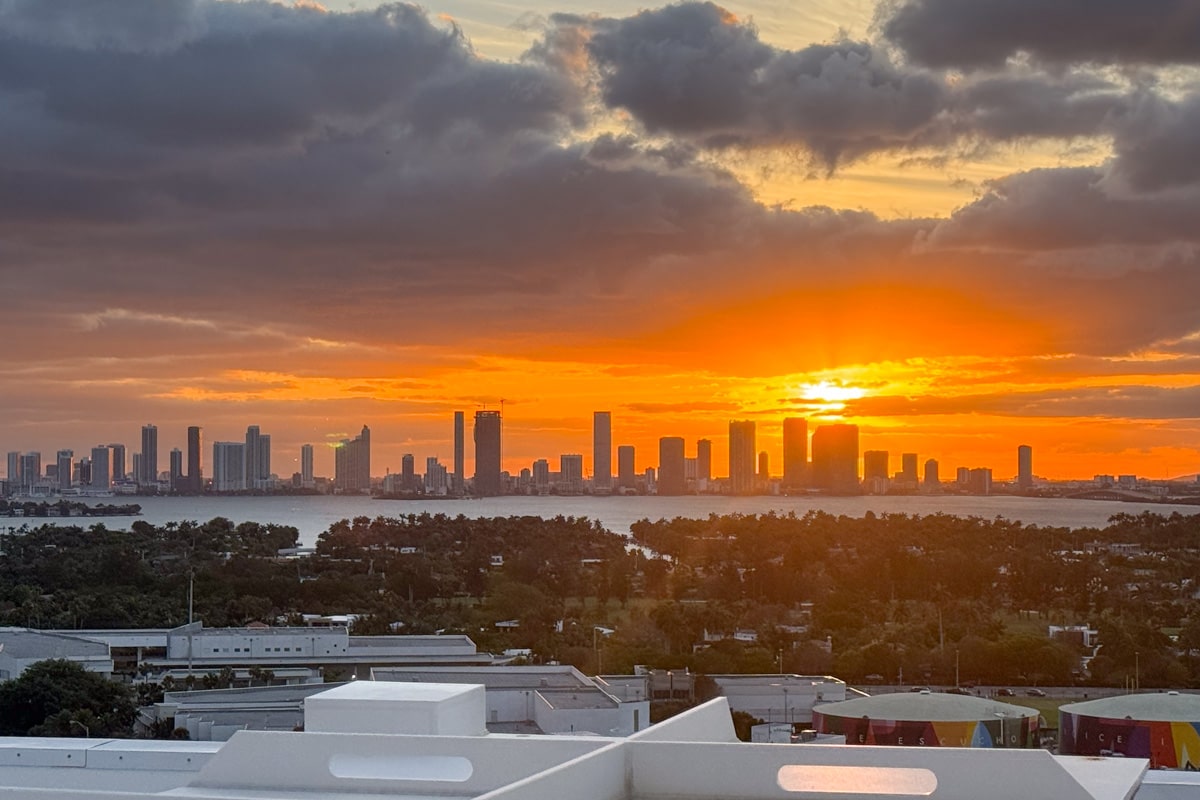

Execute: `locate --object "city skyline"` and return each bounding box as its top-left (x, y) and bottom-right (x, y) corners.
top-left (2, 1), bottom-right (1199, 481)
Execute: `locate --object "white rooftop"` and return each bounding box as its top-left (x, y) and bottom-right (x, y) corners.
top-left (0, 681), bottom-right (1176, 800)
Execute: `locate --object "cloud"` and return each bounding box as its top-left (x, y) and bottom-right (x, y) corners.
top-left (881, 0), bottom-right (1200, 68)
top-left (844, 385), bottom-right (1200, 420)
top-left (1108, 91), bottom-right (1200, 192)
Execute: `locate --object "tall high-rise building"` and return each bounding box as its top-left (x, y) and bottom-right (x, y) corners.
top-left (593, 412), bottom-right (612, 492)
top-left (109, 444), bottom-right (126, 483)
top-left (560, 454), bottom-right (584, 491)
top-left (401, 453), bottom-right (415, 491)
top-left (244, 425), bottom-right (272, 489)
top-left (658, 437), bottom-right (686, 496)
top-left (301, 444), bottom-right (314, 488)
top-left (212, 442), bottom-right (247, 492)
top-left (473, 411), bottom-right (502, 496)
top-left (969, 467), bottom-right (993, 495)
top-left (5, 452), bottom-right (20, 487)
top-left (187, 426), bottom-right (203, 494)
top-left (90, 446), bottom-right (110, 490)
top-left (617, 446), bottom-right (635, 490)
top-left (923, 458), bottom-right (940, 491)
top-left (811, 424), bottom-right (859, 494)
top-left (453, 411), bottom-right (465, 495)
top-left (425, 457), bottom-right (448, 494)
top-left (728, 420), bottom-right (756, 495)
top-left (56, 449), bottom-right (73, 492)
top-left (169, 448), bottom-right (184, 492)
top-left (140, 424), bottom-right (158, 485)
top-left (532, 458), bottom-right (550, 489)
top-left (758, 451), bottom-right (769, 480)
top-left (19, 453), bottom-right (40, 491)
top-left (334, 425), bottom-right (371, 492)
top-left (863, 450), bottom-right (889, 482)
top-left (696, 439), bottom-right (712, 483)
top-left (901, 453), bottom-right (919, 485)
top-left (1017, 445), bottom-right (1033, 491)
top-left (782, 418), bottom-right (807, 490)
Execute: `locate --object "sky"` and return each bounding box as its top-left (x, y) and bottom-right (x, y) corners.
top-left (2, 0), bottom-right (1200, 482)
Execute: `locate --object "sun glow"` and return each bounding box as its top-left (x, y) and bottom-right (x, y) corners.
top-left (800, 381), bottom-right (868, 404)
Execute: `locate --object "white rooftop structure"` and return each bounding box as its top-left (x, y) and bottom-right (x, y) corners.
top-left (0, 679), bottom-right (1182, 800)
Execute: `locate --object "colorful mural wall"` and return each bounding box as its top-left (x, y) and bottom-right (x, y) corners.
top-left (813, 712), bottom-right (1038, 748)
top-left (1060, 712), bottom-right (1200, 768)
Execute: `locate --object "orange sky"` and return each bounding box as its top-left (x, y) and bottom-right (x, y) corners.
top-left (1, 0), bottom-right (1199, 482)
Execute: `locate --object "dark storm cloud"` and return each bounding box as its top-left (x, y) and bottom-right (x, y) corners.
top-left (544, 2), bottom-right (1138, 168)
top-left (1108, 92), bottom-right (1200, 192)
top-left (845, 385), bottom-right (1200, 420)
top-left (881, 0), bottom-right (1200, 68)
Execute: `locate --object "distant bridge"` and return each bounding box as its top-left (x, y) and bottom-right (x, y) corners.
top-left (1063, 489), bottom-right (1163, 501)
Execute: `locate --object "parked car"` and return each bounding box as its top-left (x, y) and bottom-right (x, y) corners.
top-left (943, 687), bottom-right (972, 695)
top-left (995, 688), bottom-right (1015, 697)
top-left (1025, 688), bottom-right (1046, 697)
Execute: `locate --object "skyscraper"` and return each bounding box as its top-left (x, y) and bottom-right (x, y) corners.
top-left (212, 442), bottom-right (246, 491)
top-left (301, 444), bottom-right (314, 488)
top-left (923, 458), bottom-right (940, 491)
top-left (187, 426), bottom-right (203, 494)
top-left (244, 425), bottom-right (272, 490)
top-left (140, 424), bottom-right (158, 485)
top-left (1017, 445), bottom-right (1033, 491)
top-left (334, 425), bottom-right (371, 492)
top-left (5, 452), bottom-right (20, 488)
top-left (109, 444), bottom-right (126, 483)
top-left (811, 424), bottom-right (859, 494)
top-left (453, 411), bottom-right (465, 495)
top-left (90, 446), bottom-right (110, 490)
top-left (560, 454), bottom-right (584, 491)
top-left (696, 439), bottom-right (712, 484)
top-left (863, 450), bottom-right (889, 482)
top-left (758, 451), bottom-right (769, 481)
top-left (18, 453), bottom-right (40, 492)
top-left (473, 411), bottom-right (502, 496)
top-left (56, 449), bottom-right (73, 492)
top-left (658, 437), bottom-right (686, 496)
top-left (401, 453), bottom-right (415, 491)
top-left (169, 448), bottom-right (183, 492)
top-left (617, 445), bottom-right (635, 490)
top-left (782, 418), bottom-right (807, 490)
top-left (593, 411), bottom-right (612, 493)
top-left (901, 453), bottom-right (919, 485)
top-left (728, 420), bottom-right (756, 495)
top-left (532, 458), bottom-right (550, 489)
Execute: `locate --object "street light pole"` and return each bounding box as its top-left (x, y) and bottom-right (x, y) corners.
top-left (70, 720), bottom-right (89, 738)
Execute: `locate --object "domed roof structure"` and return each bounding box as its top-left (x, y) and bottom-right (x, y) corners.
top-left (812, 691), bottom-right (1039, 748)
top-left (1060, 691), bottom-right (1200, 768)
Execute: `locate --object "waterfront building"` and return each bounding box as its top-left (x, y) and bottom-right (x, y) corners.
top-left (425, 457), bottom-right (449, 495)
top-left (593, 411), bottom-right (612, 492)
top-left (696, 438), bottom-right (712, 484)
top-left (140, 424), bottom-right (158, 485)
top-left (244, 425), bottom-right (272, 490)
top-left (90, 445), bottom-right (111, 489)
top-left (187, 426), bottom-right (204, 493)
top-left (728, 420), bottom-right (756, 495)
top-left (968, 467), bottom-right (993, 495)
top-left (863, 450), bottom-right (889, 494)
top-left (560, 454), bottom-right (584, 492)
top-left (454, 411), bottom-right (465, 495)
top-left (169, 448), bottom-right (183, 492)
top-left (658, 437), bottom-right (686, 495)
top-left (532, 458), bottom-right (550, 490)
top-left (301, 443), bottom-right (314, 488)
top-left (18, 452), bottom-right (41, 492)
top-left (5, 451), bottom-right (19, 489)
top-left (923, 458), bottom-right (940, 490)
top-left (810, 424), bottom-right (859, 494)
top-left (334, 425), bottom-right (371, 492)
top-left (212, 441), bottom-right (247, 492)
top-left (401, 453), bottom-right (415, 490)
top-left (901, 453), bottom-right (919, 485)
top-left (109, 443), bottom-right (126, 483)
top-left (782, 417), bottom-right (807, 490)
top-left (617, 445), bottom-right (635, 489)
top-left (473, 411), bottom-right (502, 496)
top-left (757, 451), bottom-right (769, 481)
top-left (56, 449), bottom-right (73, 492)
top-left (1018, 444), bottom-right (1033, 490)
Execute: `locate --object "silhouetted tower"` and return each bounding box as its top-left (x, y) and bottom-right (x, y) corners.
top-left (473, 410), bottom-right (503, 496)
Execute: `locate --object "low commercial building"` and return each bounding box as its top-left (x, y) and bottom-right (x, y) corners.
top-left (0, 681), bottom-right (1163, 800)
top-left (1060, 691), bottom-right (1200, 768)
top-left (0, 628), bottom-right (113, 680)
top-left (812, 690), bottom-right (1040, 748)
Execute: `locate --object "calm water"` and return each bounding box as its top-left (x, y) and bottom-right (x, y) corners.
top-left (33, 494), bottom-right (1200, 548)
